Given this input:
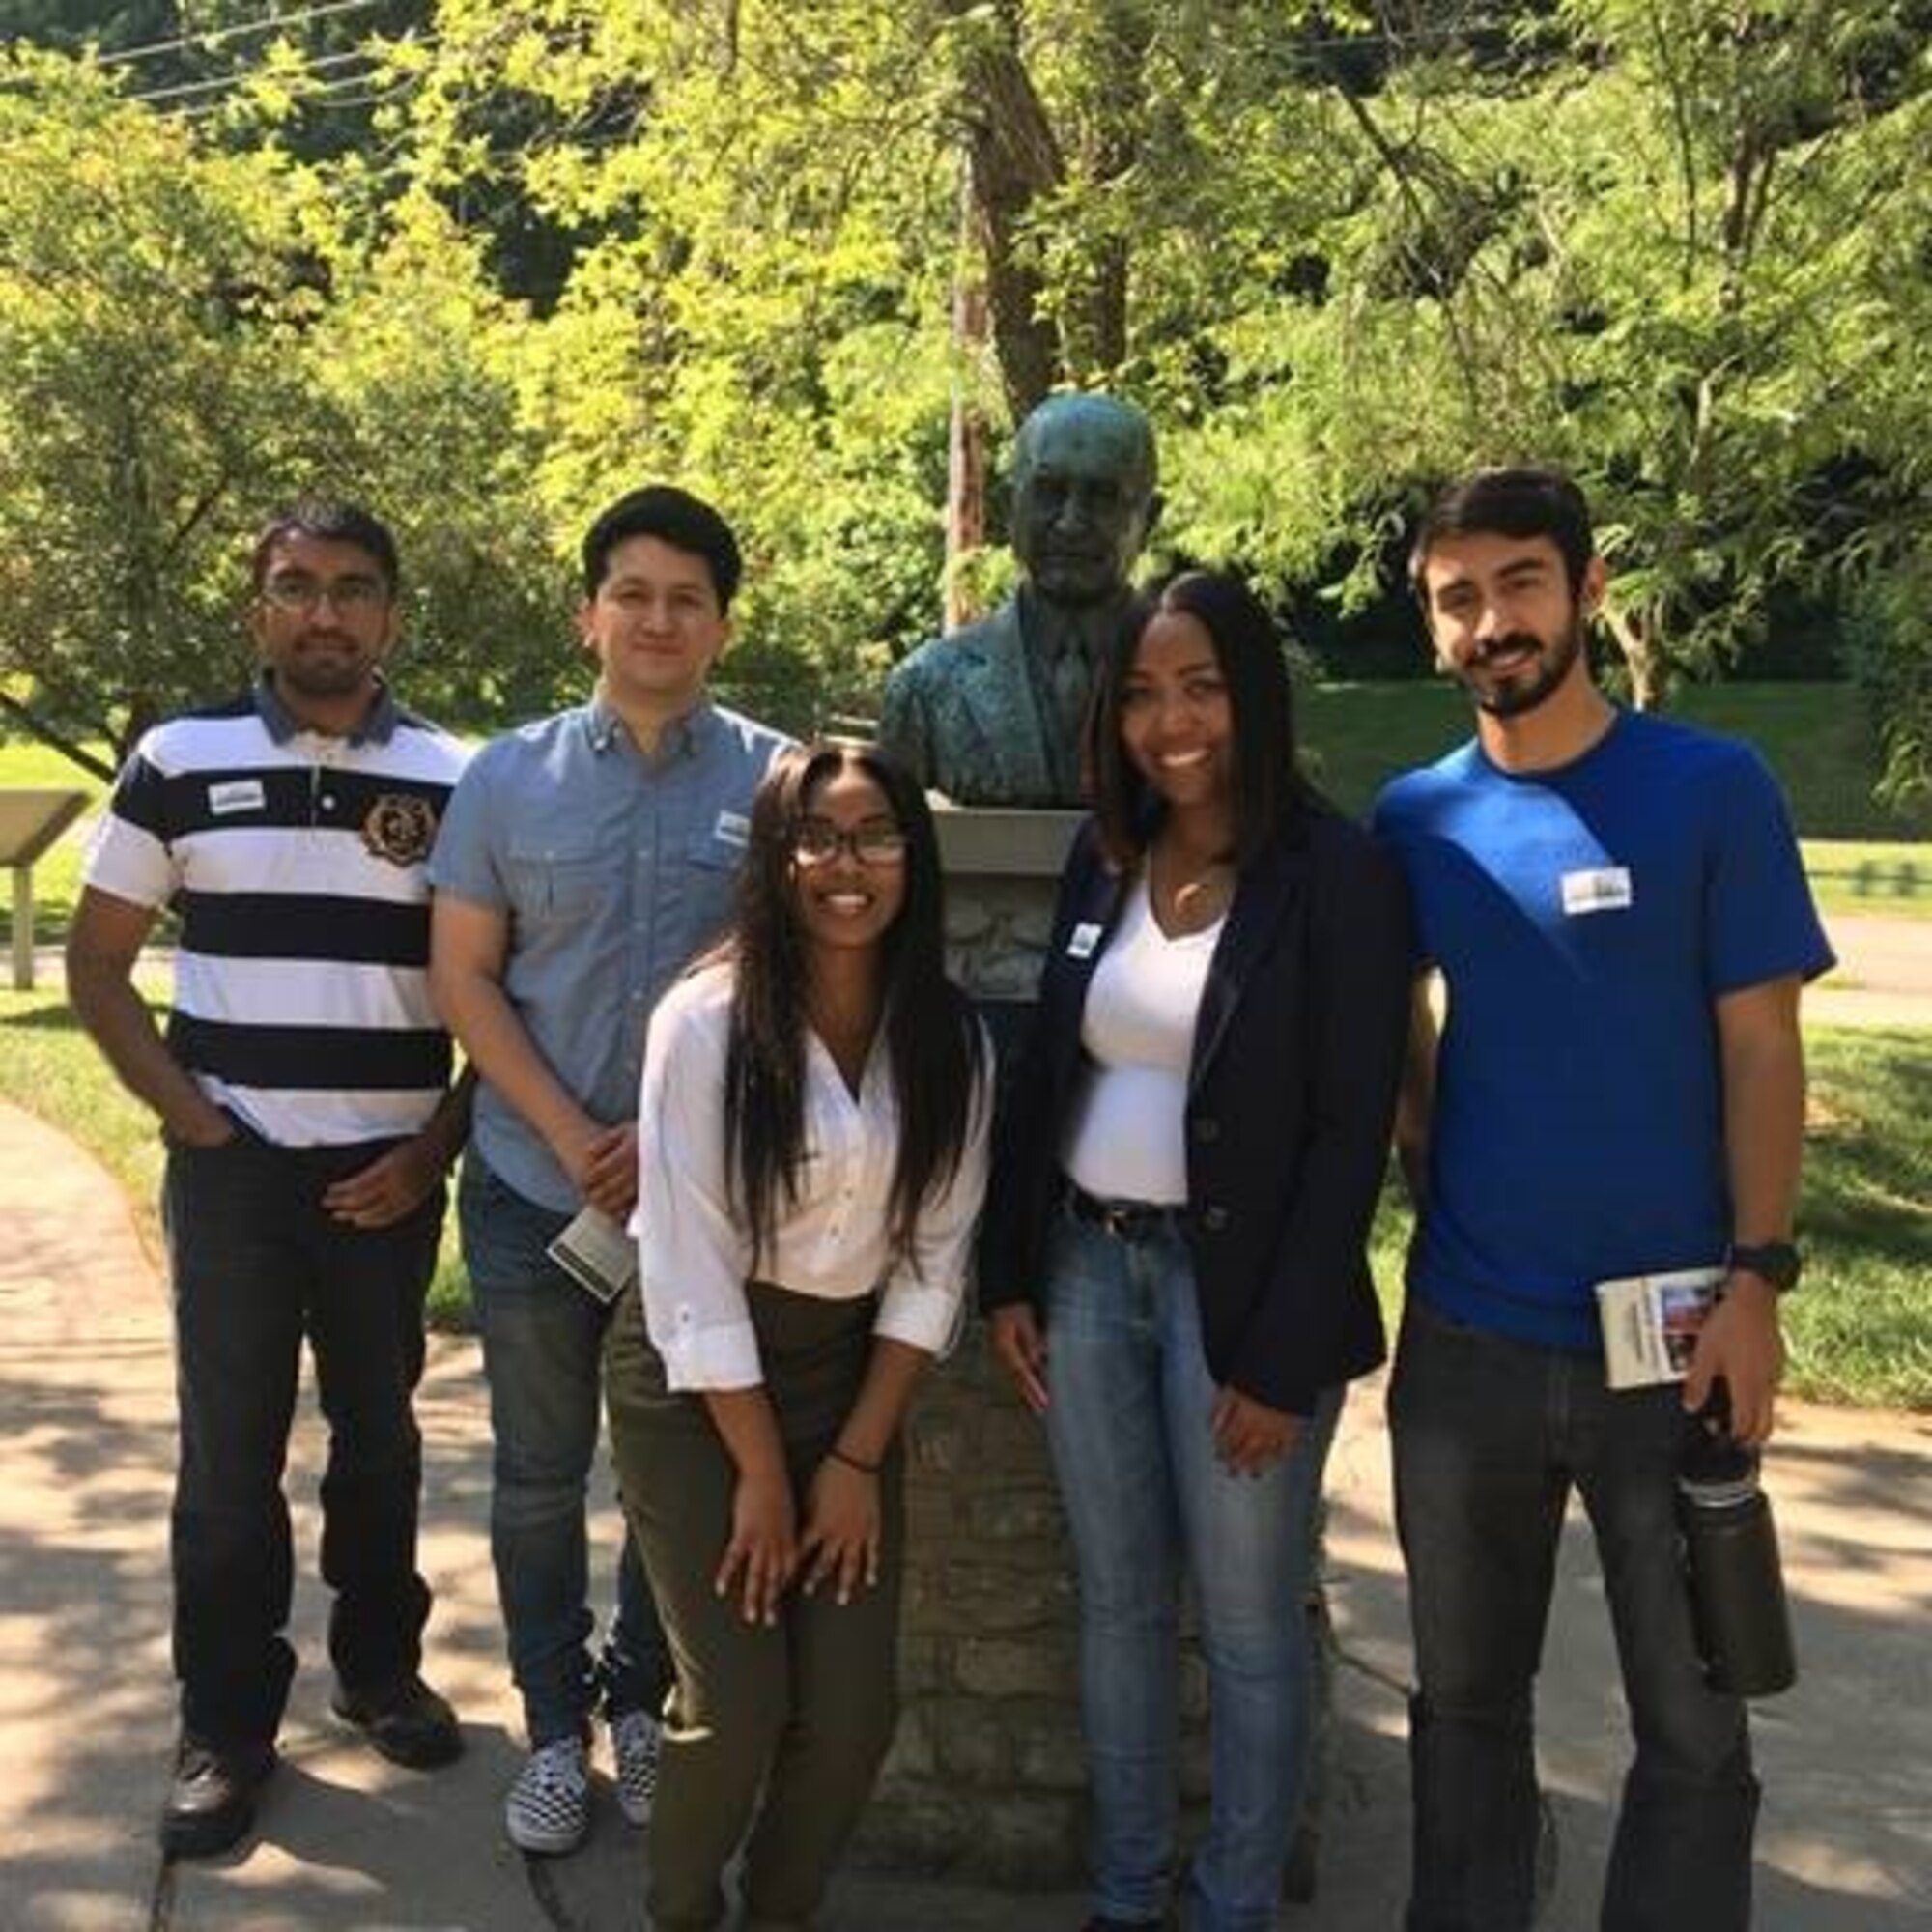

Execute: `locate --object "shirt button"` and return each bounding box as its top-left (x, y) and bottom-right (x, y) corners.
top-left (1202, 1205), bottom-right (1230, 1233)
top-left (320, 795), bottom-right (336, 810)
top-left (1194, 1116), bottom-right (1221, 1143)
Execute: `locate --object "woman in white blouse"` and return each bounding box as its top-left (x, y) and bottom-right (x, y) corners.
top-left (606, 741), bottom-right (990, 1932)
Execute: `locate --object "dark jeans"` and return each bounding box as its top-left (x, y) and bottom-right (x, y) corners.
top-left (163, 1127), bottom-right (443, 1748)
top-left (1390, 1299), bottom-right (1758, 1932)
top-left (458, 1154), bottom-right (669, 1746)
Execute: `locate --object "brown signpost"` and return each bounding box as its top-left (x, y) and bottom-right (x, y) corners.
top-left (0, 788), bottom-right (89, 990)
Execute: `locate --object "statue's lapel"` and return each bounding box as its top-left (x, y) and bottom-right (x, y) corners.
top-left (958, 607), bottom-right (1054, 798)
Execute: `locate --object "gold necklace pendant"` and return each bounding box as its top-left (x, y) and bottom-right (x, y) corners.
top-left (1152, 847), bottom-right (1230, 936)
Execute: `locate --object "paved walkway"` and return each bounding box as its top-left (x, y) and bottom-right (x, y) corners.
top-left (2, 1096), bottom-right (1928, 1930)
top-left (1806, 913), bottom-right (1932, 1028)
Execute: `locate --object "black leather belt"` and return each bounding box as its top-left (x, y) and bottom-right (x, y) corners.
top-left (1065, 1181), bottom-right (1185, 1241)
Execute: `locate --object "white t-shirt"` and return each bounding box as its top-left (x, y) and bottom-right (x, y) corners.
top-left (634, 961), bottom-right (992, 1391)
top-left (1060, 875), bottom-right (1220, 1206)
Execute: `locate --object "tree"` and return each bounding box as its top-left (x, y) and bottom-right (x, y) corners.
top-left (0, 49), bottom-right (562, 767)
top-left (1142, 1), bottom-right (1932, 713)
top-left (0, 51), bottom-right (336, 769)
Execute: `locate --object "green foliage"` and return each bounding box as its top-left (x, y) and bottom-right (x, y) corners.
top-left (2, 3), bottom-right (1931, 783)
top-left (0, 51), bottom-right (328, 757)
top-left (1134, 1), bottom-right (1932, 717)
top-left (1842, 548), bottom-right (1932, 811)
top-left (0, 52), bottom-right (568, 756)
top-left (1298, 677), bottom-right (1932, 838)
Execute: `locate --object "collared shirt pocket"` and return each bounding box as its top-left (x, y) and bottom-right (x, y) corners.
top-left (683, 820), bottom-right (746, 929)
top-left (687, 816), bottom-right (748, 873)
top-left (505, 835), bottom-right (604, 923)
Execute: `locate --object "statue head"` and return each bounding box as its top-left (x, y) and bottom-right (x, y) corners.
top-left (1009, 394), bottom-right (1160, 610)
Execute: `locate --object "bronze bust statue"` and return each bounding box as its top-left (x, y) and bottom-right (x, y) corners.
top-left (879, 393), bottom-right (1160, 807)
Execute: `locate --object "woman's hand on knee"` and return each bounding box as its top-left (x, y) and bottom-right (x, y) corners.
top-left (716, 1467), bottom-right (798, 1626)
top-left (798, 1459), bottom-right (882, 1605)
top-left (1210, 1386), bottom-right (1301, 1477)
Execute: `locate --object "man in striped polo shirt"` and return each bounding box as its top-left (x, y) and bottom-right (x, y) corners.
top-left (67, 502), bottom-right (472, 1860)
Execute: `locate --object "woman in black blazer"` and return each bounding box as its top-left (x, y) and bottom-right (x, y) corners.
top-left (980, 571), bottom-right (1411, 1932)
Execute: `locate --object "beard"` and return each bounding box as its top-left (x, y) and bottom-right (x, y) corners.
top-left (274, 635), bottom-right (377, 698)
top-left (1453, 614), bottom-right (1586, 719)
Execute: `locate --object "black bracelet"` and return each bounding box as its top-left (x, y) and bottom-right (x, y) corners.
top-left (827, 1445), bottom-right (881, 1476)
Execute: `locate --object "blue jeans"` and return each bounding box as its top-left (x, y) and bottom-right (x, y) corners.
top-left (1390, 1298), bottom-right (1758, 1932)
top-left (1040, 1210), bottom-right (1342, 1932)
top-left (459, 1156), bottom-right (669, 1746)
top-left (164, 1128), bottom-right (441, 1747)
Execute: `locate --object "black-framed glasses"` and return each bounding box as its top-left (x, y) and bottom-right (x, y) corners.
top-left (791, 818), bottom-right (910, 866)
top-left (259, 573), bottom-right (389, 613)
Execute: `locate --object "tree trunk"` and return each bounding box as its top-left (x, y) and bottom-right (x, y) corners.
top-left (947, 164), bottom-right (990, 630)
top-left (0, 693), bottom-right (118, 784)
top-left (1602, 604), bottom-right (1665, 712)
top-left (946, 1), bottom-right (1065, 422)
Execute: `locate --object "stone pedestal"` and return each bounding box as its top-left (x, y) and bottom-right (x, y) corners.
top-left (926, 804), bottom-right (1083, 1006)
top-left (855, 807), bottom-right (1219, 1885)
top-left (854, 806), bottom-right (1089, 1881)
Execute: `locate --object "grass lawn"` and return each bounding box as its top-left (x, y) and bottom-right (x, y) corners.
top-left (1355, 1020), bottom-right (1932, 1414)
top-left (1800, 839), bottom-right (1932, 923)
top-left (1367, 1024), bottom-right (1932, 1410)
top-left (1791, 1027), bottom-right (1932, 1408)
top-left (5, 709), bottom-right (1922, 1384)
top-left (6, 692), bottom-right (1929, 943)
top-left (5, 969), bottom-right (1923, 1406)
top-left (1300, 678), bottom-right (1932, 843)
top-left (0, 742), bottom-right (102, 952)
top-left (0, 977), bottom-right (471, 1327)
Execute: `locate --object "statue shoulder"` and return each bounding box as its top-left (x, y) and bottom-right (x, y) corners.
top-left (903, 606), bottom-right (1011, 675)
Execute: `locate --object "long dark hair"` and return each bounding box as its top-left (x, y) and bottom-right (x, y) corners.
top-left (716, 741), bottom-right (980, 1274)
top-left (1086, 569), bottom-right (1324, 870)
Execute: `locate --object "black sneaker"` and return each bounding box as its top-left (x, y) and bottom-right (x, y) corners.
top-left (159, 1735), bottom-right (276, 1859)
top-left (330, 1674), bottom-right (463, 1770)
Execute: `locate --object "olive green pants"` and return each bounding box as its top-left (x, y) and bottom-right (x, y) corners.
top-left (605, 1284), bottom-right (903, 1932)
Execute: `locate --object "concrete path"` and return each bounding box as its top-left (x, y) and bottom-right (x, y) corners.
top-left (1807, 913), bottom-right (1932, 1029)
top-left (2, 1096), bottom-right (1928, 1930)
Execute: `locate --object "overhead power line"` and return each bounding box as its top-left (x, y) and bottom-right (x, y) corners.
top-left (180, 58), bottom-right (423, 120)
top-left (98, 0), bottom-right (394, 70)
top-left (130, 43), bottom-right (379, 106)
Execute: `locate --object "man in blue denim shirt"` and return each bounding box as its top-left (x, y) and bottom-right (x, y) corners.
top-left (430, 486), bottom-right (789, 1854)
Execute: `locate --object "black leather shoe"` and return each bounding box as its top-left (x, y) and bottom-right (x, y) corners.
top-left (159, 1735), bottom-right (276, 1859)
top-left (330, 1674), bottom-right (463, 1769)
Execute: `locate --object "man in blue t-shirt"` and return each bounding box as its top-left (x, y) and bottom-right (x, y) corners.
top-left (1372, 468), bottom-right (1833, 1932)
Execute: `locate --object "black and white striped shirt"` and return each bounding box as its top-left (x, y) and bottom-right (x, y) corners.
top-left (83, 678), bottom-right (470, 1147)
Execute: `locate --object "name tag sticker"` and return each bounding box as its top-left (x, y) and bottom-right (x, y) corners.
top-left (1066, 921), bottom-right (1103, 959)
top-left (714, 810), bottom-right (749, 847)
top-left (1561, 866), bottom-right (1634, 916)
top-left (208, 780), bottom-right (266, 816)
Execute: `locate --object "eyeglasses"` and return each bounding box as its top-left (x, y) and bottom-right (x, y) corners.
top-left (259, 574), bottom-right (389, 613)
top-left (791, 819), bottom-right (910, 866)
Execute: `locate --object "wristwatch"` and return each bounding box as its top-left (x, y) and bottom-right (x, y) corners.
top-left (1725, 1240), bottom-right (1803, 1293)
